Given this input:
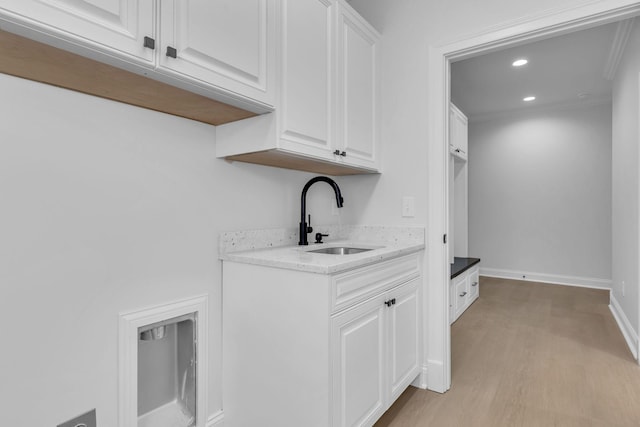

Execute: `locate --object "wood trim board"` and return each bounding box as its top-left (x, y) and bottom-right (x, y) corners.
top-left (0, 29), bottom-right (256, 126)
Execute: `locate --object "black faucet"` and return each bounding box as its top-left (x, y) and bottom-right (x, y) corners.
top-left (299, 176), bottom-right (344, 245)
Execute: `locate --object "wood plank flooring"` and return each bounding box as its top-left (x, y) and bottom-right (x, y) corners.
top-left (375, 277), bottom-right (640, 427)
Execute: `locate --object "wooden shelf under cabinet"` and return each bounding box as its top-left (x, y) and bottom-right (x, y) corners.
top-left (224, 149), bottom-right (379, 176)
top-left (0, 29), bottom-right (256, 126)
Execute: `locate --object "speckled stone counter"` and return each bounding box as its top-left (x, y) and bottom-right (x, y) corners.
top-left (219, 225), bottom-right (425, 274)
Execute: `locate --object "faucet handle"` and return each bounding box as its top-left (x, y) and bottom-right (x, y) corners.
top-left (307, 214), bottom-right (313, 233)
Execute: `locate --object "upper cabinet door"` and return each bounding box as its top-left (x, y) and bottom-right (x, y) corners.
top-left (0, 0), bottom-right (155, 62)
top-left (278, 0), bottom-right (334, 160)
top-left (159, 0), bottom-right (275, 107)
top-left (450, 103), bottom-right (468, 159)
top-left (0, 0), bottom-right (155, 63)
top-left (335, 1), bottom-right (379, 170)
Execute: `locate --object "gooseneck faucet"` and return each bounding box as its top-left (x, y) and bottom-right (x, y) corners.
top-left (299, 176), bottom-right (344, 245)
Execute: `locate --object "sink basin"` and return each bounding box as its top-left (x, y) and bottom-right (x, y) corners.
top-left (307, 246), bottom-right (376, 255)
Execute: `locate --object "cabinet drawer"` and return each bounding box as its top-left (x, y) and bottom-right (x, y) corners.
top-left (331, 253), bottom-right (420, 313)
top-left (453, 274), bottom-right (468, 319)
top-left (468, 267), bottom-right (479, 300)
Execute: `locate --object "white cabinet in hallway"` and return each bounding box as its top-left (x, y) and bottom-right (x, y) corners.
top-left (449, 102), bottom-right (468, 160)
top-left (450, 261), bottom-right (479, 324)
top-left (449, 102), bottom-right (469, 264)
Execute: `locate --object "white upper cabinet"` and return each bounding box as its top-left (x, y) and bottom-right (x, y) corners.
top-left (277, 0), bottom-right (334, 160)
top-left (0, 0), bottom-right (277, 116)
top-left (159, 0), bottom-right (276, 106)
top-left (335, 1), bottom-right (379, 170)
top-left (216, 0), bottom-right (381, 175)
top-left (331, 294), bottom-right (387, 427)
top-left (0, 0), bottom-right (154, 62)
top-left (450, 102), bottom-right (468, 161)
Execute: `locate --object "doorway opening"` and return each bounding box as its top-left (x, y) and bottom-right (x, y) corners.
top-left (426, 1), bottom-right (640, 393)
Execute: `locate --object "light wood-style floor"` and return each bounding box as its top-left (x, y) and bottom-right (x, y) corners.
top-left (375, 277), bottom-right (640, 427)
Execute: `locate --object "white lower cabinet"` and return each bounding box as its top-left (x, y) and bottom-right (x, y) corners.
top-left (388, 282), bottom-right (421, 401)
top-left (223, 252), bottom-right (422, 427)
top-left (468, 268), bottom-right (480, 300)
top-left (332, 293), bottom-right (386, 427)
top-left (450, 265), bottom-right (479, 324)
top-left (332, 279), bottom-right (419, 427)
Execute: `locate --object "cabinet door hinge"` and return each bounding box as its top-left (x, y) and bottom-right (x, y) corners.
top-left (443, 234), bottom-right (447, 244)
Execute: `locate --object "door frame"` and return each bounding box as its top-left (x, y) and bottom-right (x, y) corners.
top-left (425, 0), bottom-right (640, 393)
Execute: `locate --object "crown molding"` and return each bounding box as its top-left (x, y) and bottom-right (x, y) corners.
top-left (603, 18), bottom-right (635, 80)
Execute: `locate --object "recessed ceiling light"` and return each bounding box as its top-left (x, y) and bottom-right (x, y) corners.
top-left (523, 96), bottom-right (536, 102)
top-left (512, 59), bottom-right (528, 67)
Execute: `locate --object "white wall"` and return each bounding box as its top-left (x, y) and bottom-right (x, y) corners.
top-left (612, 20), bottom-right (640, 346)
top-left (467, 104), bottom-right (612, 285)
top-left (0, 74), bottom-right (358, 426)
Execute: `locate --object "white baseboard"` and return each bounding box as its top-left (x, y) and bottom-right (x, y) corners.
top-left (425, 359), bottom-right (447, 393)
top-left (609, 294), bottom-right (639, 360)
top-left (207, 410), bottom-right (224, 427)
top-left (480, 267), bottom-right (611, 290)
top-left (411, 364), bottom-right (428, 389)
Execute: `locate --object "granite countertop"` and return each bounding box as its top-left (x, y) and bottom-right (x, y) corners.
top-left (219, 225), bottom-right (425, 274)
top-left (451, 257), bottom-right (481, 279)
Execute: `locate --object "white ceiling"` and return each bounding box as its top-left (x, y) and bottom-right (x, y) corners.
top-left (450, 21), bottom-right (626, 120)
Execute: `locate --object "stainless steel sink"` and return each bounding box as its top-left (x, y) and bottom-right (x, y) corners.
top-left (307, 246), bottom-right (376, 255)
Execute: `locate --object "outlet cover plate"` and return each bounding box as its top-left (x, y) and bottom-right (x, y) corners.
top-left (57, 409), bottom-right (96, 427)
top-left (402, 196), bottom-right (415, 217)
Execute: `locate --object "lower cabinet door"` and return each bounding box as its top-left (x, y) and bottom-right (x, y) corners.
top-left (332, 295), bottom-right (386, 427)
top-left (388, 280), bottom-right (420, 402)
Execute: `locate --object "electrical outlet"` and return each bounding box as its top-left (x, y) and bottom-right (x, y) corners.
top-left (57, 409), bottom-right (96, 427)
top-left (402, 196), bottom-right (415, 218)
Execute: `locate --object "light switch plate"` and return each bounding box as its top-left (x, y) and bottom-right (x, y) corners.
top-left (402, 196), bottom-right (415, 217)
top-left (57, 409), bottom-right (96, 427)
